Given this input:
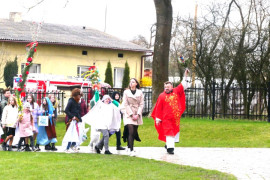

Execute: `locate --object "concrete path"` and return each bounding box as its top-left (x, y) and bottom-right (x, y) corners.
top-left (37, 146), bottom-right (270, 180)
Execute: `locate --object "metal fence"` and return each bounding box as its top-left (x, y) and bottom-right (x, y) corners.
top-left (184, 82), bottom-right (270, 121)
top-left (81, 84), bottom-right (270, 121)
top-left (2, 83), bottom-right (269, 121)
top-left (0, 90), bottom-right (65, 115)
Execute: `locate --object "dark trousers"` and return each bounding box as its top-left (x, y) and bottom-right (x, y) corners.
top-left (18, 136), bottom-right (34, 149)
top-left (67, 142), bottom-right (76, 150)
top-left (109, 129), bottom-right (121, 147)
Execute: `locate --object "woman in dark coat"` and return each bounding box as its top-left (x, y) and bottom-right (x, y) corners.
top-left (64, 88), bottom-right (81, 152)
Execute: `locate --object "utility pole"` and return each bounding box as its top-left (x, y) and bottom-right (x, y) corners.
top-left (192, 3), bottom-right (198, 87)
top-left (104, 4), bottom-right (107, 33)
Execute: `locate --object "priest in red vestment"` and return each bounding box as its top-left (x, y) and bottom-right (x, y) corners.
top-left (151, 69), bottom-right (189, 154)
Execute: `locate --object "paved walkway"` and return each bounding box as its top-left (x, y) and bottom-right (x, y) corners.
top-left (39, 146), bottom-right (270, 180)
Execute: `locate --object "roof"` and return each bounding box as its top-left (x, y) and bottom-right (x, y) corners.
top-left (0, 18), bottom-right (150, 52)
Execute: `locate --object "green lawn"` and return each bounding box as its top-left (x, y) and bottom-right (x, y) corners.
top-left (0, 152), bottom-right (236, 180)
top-left (11, 116), bottom-right (266, 180)
top-left (56, 117), bottom-right (270, 148)
top-left (2, 117), bottom-right (262, 179)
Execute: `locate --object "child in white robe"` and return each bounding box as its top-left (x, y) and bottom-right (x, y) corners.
top-left (82, 94), bottom-right (121, 155)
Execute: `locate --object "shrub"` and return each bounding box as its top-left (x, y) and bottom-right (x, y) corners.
top-left (104, 61), bottom-right (113, 87)
top-left (4, 56), bottom-right (18, 88)
top-left (122, 61), bottom-right (130, 88)
top-left (140, 76), bottom-right (152, 87)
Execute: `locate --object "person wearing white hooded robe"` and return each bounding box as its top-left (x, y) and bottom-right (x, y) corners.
top-left (82, 93), bottom-right (121, 155)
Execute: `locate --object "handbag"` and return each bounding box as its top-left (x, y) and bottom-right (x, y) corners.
top-left (38, 115), bottom-right (49, 126)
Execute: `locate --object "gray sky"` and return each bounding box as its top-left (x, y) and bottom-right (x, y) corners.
top-left (0, 0), bottom-right (208, 41)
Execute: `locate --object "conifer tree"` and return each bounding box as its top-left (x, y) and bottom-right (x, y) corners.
top-left (4, 56), bottom-right (18, 88)
top-left (104, 61), bottom-right (113, 87)
top-left (122, 61), bottom-right (130, 88)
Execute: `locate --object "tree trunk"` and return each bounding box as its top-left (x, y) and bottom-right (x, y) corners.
top-left (152, 0), bottom-right (173, 104)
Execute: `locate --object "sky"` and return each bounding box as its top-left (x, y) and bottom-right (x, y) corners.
top-left (0, 0), bottom-right (209, 41)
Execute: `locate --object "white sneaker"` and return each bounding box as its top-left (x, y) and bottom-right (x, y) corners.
top-left (88, 144), bottom-right (94, 151)
top-left (129, 150), bottom-right (136, 157)
top-left (126, 147), bottom-right (130, 152)
top-left (64, 149), bottom-right (72, 153)
top-left (71, 146), bottom-right (79, 153)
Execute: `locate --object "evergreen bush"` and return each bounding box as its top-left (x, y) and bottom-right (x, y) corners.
top-left (104, 61), bottom-right (113, 87)
top-left (4, 56), bottom-right (18, 88)
top-left (122, 61), bottom-right (130, 88)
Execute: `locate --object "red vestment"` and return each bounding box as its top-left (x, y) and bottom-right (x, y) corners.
top-left (151, 84), bottom-right (186, 142)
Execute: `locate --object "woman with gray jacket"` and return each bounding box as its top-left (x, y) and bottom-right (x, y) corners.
top-left (122, 78), bottom-right (144, 156)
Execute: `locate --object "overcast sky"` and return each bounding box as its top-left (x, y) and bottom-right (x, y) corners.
top-left (0, 0), bottom-right (209, 41)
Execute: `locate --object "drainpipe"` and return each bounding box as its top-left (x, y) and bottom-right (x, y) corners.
top-left (140, 52), bottom-right (153, 79)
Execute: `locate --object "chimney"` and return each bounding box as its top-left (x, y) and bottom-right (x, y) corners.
top-left (9, 12), bottom-right (22, 22)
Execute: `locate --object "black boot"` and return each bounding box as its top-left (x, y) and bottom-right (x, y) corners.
top-left (95, 146), bottom-right (100, 154)
top-left (35, 144), bottom-right (41, 151)
top-left (116, 146), bottom-right (125, 150)
top-left (105, 150), bottom-right (112, 155)
top-left (8, 145), bottom-right (13, 151)
top-left (51, 143), bottom-right (57, 151)
top-left (2, 142), bottom-right (7, 151)
top-left (25, 144), bottom-right (31, 152)
top-left (167, 148), bottom-right (174, 155)
top-left (45, 144), bottom-right (52, 150)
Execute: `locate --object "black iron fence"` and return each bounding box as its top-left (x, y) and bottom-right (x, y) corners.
top-left (185, 82), bottom-right (270, 121)
top-left (0, 90), bottom-right (65, 115)
top-left (2, 83), bottom-right (269, 121)
top-left (81, 84), bottom-right (270, 121)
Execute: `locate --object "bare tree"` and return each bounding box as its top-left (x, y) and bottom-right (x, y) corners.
top-left (223, 0), bottom-right (270, 118)
top-left (130, 35), bottom-right (150, 49)
top-left (149, 23), bottom-right (156, 49)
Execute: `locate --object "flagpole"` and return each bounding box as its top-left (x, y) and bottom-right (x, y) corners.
top-left (192, 3), bottom-right (198, 87)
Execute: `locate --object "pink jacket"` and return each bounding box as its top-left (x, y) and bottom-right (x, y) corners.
top-left (122, 89), bottom-right (144, 125)
top-left (19, 112), bottom-right (35, 137)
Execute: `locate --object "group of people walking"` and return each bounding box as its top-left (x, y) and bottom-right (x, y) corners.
top-left (0, 70), bottom-right (189, 156)
top-left (0, 88), bottom-right (58, 152)
top-left (65, 77), bottom-right (144, 156)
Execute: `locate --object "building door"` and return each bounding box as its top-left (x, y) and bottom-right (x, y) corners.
top-left (114, 68), bottom-right (124, 88)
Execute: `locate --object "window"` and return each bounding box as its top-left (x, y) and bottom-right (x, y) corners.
top-left (114, 67), bottom-right (124, 88)
top-left (118, 53), bottom-right (124, 58)
top-left (82, 50), bottom-right (88, 55)
top-left (77, 65), bottom-right (90, 78)
top-left (21, 63), bottom-right (41, 73)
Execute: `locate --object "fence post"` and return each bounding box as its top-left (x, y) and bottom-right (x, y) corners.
top-left (267, 81), bottom-right (270, 123)
top-left (212, 81), bottom-right (216, 120)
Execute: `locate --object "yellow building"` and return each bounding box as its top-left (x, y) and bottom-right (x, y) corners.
top-left (0, 13), bottom-right (150, 89)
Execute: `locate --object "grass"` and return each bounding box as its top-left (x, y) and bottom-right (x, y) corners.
top-left (0, 152), bottom-right (236, 180)
top-left (3, 117), bottom-right (262, 179)
top-left (7, 116), bottom-right (265, 180)
top-left (56, 117), bottom-right (270, 148)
